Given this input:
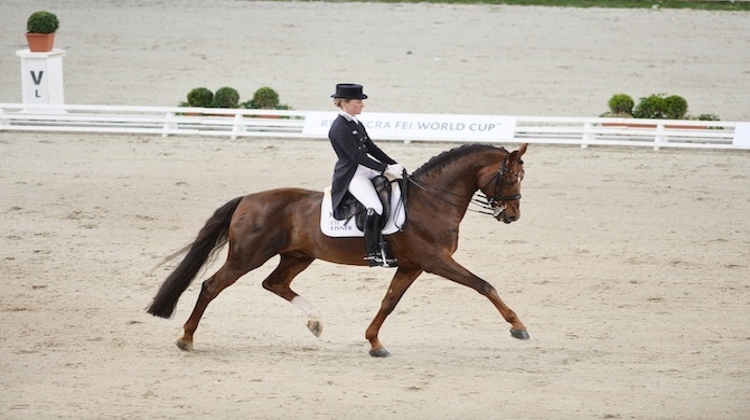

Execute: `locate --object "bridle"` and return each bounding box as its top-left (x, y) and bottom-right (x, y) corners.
top-left (473, 158), bottom-right (524, 217)
top-left (407, 157), bottom-right (524, 217)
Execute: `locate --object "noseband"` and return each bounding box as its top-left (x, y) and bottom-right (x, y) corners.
top-left (473, 159), bottom-right (523, 217)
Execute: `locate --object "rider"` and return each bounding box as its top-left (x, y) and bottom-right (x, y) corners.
top-left (327, 83), bottom-right (405, 267)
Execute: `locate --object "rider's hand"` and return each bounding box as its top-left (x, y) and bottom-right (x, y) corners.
top-left (385, 164), bottom-right (406, 178)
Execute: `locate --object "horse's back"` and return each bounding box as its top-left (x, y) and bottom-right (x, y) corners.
top-left (228, 187), bottom-right (323, 245)
top-left (242, 187), bottom-right (322, 202)
top-left (234, 187), bottom-right (322, 218)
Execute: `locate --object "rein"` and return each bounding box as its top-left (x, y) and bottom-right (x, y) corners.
top-left (407, 158), bottom-right (522, 216)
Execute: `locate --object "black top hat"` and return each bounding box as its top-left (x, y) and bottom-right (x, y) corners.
top-left (331, 83), bottom-right (368, 99)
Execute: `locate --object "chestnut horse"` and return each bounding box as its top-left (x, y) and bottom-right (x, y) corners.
top-left (147, 143), bottom-right (529, 357)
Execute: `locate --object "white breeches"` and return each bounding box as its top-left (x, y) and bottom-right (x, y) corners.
top-left (348, 165), bottom-right (383, 215)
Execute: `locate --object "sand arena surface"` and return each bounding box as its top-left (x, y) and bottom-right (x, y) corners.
top-left (2, 134), bottom-right (749, 419)
top-left (1, 1), bottom-right (749, 419)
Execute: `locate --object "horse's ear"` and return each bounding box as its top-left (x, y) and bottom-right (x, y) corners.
top-left (507, 143), bottom-right (528, 163)
top-left (517, 143), bottom-right (528, 158)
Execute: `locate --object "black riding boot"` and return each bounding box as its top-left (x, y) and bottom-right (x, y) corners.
top-left (363, 208), bottom-right (397, 268)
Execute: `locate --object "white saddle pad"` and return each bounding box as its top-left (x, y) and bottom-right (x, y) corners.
top-left (320, 182), bottom-right (406, 238)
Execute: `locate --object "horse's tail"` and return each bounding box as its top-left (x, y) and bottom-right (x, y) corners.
top-left (147, 196), bottom-right (244, 318)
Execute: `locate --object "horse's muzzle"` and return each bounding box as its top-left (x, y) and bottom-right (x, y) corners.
top-left (497, 210), bottom-right (519, 224)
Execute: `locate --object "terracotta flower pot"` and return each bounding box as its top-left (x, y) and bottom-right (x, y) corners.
top-left (26, 32), bottom-right (55, 52)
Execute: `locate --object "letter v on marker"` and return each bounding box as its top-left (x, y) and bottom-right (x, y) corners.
top-left (30, 71), bottom-right (44, 85)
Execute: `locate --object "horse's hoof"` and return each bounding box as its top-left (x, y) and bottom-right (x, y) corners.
top-left (510, 329), bottom-right (530, 340)
top-left (307, 319), bottom-right (322, 337)
top-left (176, 339), bottom-right (194, 351)
top-left (369, 347), bottom-right (391, 358)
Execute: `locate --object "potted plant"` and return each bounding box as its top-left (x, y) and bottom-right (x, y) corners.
top-left (26, 11), bottom-right (59, 52)
top-left (243, 86), bottom-right (287, 118)
top-left (600, 93), bottom-right (634, 119)
top-left (608, 94), bottom-right (634, 117)
top-left (605, 93), bottom-right (704, 129)
top-left (178, 87), bottom-right (214, 116)
top-left (600, 93), bottom-right (634, 127)
top-left (633, 94), bottom-right (668, 119)
top-left (663, 95), bottom-right (688, 120)
top-left (186, 87), bottom-right (214, 108)
top-left (210, 87), bottom-right (240, 116)
top-left (250, 87), bottom-right (280, 110)
top-left (212, 87), bottom-right (240, 109)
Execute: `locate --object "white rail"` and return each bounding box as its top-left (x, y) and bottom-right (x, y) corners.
top-left (0, 103), bottom-right (309, 139)
top-left (512, 116), bottom-right (742, 150)
top-left (0, 103), bottom-right (746, 150)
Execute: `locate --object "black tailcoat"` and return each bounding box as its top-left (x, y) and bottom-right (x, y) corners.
top-left (328, 114), bottom-right (397, 220)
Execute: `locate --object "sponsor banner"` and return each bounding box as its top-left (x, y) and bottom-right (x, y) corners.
top-left (733, 122), bottom-right (750, 147)
top-left (303, 111), bottom-right (517, 142)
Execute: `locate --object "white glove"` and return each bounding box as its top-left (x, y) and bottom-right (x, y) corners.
top-left (384, 164), bottom-right (406, 178)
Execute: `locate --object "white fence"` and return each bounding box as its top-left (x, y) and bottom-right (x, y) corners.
top-left (1, 103), bottom-right (747, 150)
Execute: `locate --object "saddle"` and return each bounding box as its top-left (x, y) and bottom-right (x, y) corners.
top-left (335, 175), bottom-right (394, 231)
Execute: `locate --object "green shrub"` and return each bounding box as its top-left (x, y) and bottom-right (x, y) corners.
top-left (608, 94), bottom-right (634, 115)
top-left (633, 94), bottom-right (667, 119)
top-left (186, 87), bottom-right (214, 108)
top-left (663, 95), bottom-right (688, 119)
top-left (697, 113), bottom-right (720, 121)
top-left (250, 87), bottom-right (280, 110)
top-left (212, 87), bottom-right (240, 109)
top-left (27, 11), bottom-right (59, 33)
top-left (605, 92), bottom-right (713, 121)
top-left (696, 113), bottom-right (723, 130)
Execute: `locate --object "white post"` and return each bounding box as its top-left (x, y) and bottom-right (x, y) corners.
top-left (16, 48), bottom-right (66, 113)
top-left (653, 123), bottom-right (666, 151)
top-left (162, 112), bottom-right (176, 138)
top-left (231, 112), bottom-right (244, 140)
top-left (581, 122), bottom-right (593, 149)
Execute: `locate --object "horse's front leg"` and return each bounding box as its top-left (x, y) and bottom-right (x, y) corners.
top-left (365, 267), bottom-right (423, 357)
top-left (428, 256), bottom-right (529, 340)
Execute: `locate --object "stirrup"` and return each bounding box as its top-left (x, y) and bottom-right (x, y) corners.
top-left (378, 241), bottom-right (398, 268)
top-left (380, 257), bottom-right (398, 268)
top-left (364, 254), bottom-right (398, 268)
top-left (364, 254), bottom-right (379, 267)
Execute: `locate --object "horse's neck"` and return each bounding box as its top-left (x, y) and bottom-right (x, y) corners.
top-left (412, 149), bottom-right (506, 220)
top-left (419, 165), bottom-right (482, 214)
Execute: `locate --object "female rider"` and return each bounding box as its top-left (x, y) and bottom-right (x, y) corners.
top-left (327, 83), bottom-right (405, 267)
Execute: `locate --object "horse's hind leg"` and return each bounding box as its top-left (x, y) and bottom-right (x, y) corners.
top-left (177, 263), bottom-right (250, 351)
top-left (261, 254), bottom-right (320, 336)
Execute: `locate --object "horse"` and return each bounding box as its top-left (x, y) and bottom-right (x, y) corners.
top-left (147, 142), bottom-right (529, 357)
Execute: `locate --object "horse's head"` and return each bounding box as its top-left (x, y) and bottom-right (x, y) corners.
top-left (478, 143), bottom-right (527, 224)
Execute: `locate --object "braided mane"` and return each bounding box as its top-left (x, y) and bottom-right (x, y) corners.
top-left (411, 143), bottom-right (506, 179)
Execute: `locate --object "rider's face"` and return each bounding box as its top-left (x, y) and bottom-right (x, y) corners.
top-left (342, 99), bottom-right (364, 116)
